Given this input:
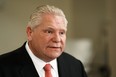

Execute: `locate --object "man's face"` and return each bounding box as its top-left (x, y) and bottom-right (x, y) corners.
top-left (27, 14), bottom-right (67, 62)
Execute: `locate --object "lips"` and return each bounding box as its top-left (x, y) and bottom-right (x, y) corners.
top-left (48, 46), bottom-right (61, 48)
top-left (47, 45), bottom-right (61, 50)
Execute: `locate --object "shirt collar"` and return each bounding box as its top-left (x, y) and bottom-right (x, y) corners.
top-left (25, 42), bottom-right (58, 72)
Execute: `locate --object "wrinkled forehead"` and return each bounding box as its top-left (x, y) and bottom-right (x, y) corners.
top-left (41, 14), bottom-right (67, 27)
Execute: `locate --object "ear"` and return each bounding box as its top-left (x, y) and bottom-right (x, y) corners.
top-left (26, 26), bottom-right (33, 41)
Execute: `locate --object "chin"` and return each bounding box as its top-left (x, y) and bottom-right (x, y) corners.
top-left (53, 51), bottom-right (63, 57)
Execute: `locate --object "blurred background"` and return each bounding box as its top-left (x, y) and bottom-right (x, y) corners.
top-left (0, 0), bottom-right (116, 77)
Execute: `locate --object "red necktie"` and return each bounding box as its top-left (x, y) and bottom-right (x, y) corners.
top-left (44, 64), bottom-right (52, 77)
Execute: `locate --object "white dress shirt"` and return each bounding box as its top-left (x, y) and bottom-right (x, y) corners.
top-left (25, 42), bottom-right (59, 77)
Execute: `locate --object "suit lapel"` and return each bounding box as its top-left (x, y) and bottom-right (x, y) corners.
top-left (16, 43), bottom-right (39, 77)
top-left (20, 64), bottom-right (39, 77)
top-left (57, 53), bottom-right (71, 77)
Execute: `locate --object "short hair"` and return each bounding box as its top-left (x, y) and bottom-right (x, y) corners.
top-left (28, 5), bottom-right (68, 29)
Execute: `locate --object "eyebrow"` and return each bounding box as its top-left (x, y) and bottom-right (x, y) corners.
top-left (45, 26), bottom-right (67, 31)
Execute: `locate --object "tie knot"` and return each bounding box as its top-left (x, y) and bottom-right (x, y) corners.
top-left (44, 64), bottom-right (51, 71)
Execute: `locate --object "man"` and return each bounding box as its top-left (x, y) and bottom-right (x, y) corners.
top-left (0, 5), bottom-right (87, 77)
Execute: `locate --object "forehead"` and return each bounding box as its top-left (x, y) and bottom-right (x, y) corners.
top-left (42, 14), bottom-right (66, 25)
top-left (39, 14), bottom-right (67, 30)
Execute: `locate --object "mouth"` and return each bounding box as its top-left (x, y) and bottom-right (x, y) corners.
top-left (49, 46), bottom-right (61, 48)
top-left (48, 46), bottom-right (61, 50)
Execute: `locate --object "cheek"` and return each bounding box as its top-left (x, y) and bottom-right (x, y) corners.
top-left (62, 36), bottom-right (66, 43)
top-left (37, 34), bottom-right (50, 45)
top-left (40, 32), bottom-right (52, 40)
top-left (63, 37), bottom-right (67, 46)
top-left (61, 37), bottom-right (66, 48)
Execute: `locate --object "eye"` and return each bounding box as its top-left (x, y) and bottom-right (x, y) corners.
top-left (60, 31), bottom-right (65, 35)
top-left (44, 30), bottom-right (53, 34)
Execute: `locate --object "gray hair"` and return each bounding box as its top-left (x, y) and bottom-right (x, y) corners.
top-left (28, 5), bottom-right (68, 29)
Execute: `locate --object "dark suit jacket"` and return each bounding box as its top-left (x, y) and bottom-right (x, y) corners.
top-left (0, 43), bottom-right (87, 77)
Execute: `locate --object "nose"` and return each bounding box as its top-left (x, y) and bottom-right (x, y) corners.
top-left (52, 33), bottom-right (61, 43)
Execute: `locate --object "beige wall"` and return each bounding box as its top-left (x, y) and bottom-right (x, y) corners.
top-left (107, 0), bottom-right (116, 77)
top-left (0, 0), bottom-right (116, 77)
